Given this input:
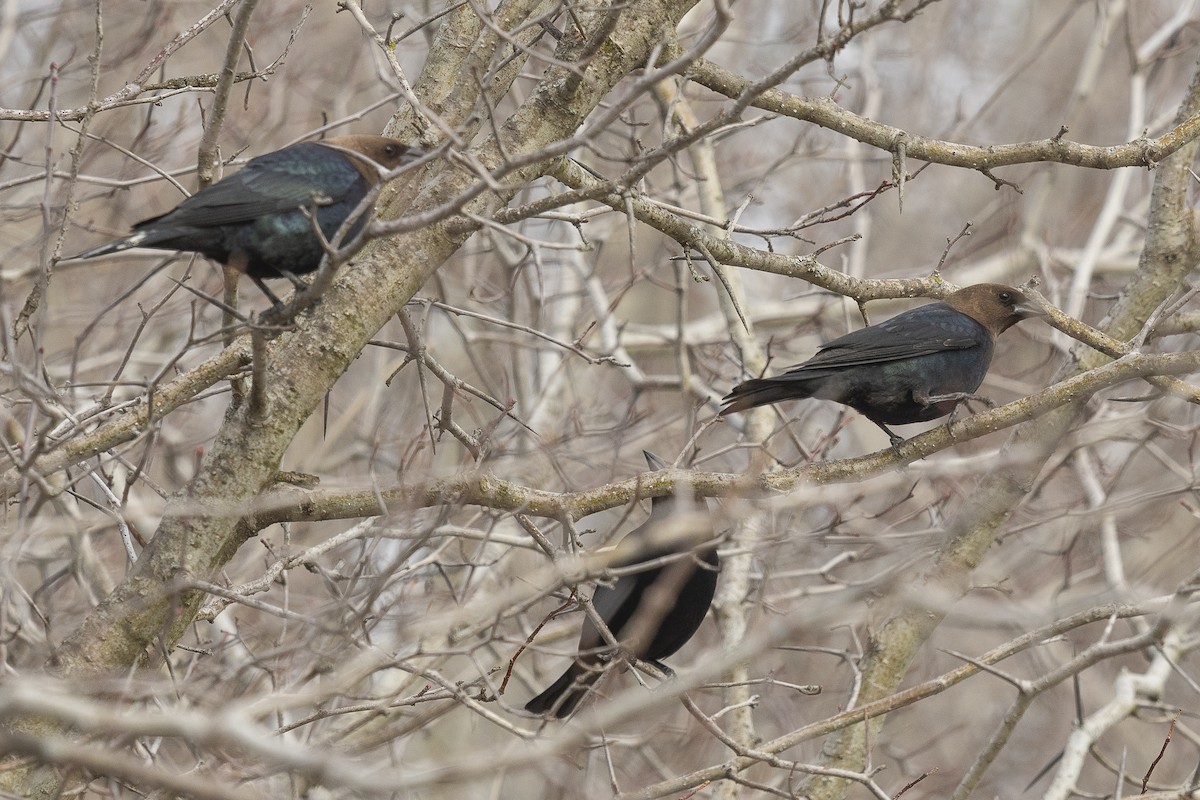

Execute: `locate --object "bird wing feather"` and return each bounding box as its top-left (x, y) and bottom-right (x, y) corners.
top-left (578, 573), bottom-right (639, 652)
top-left (591, 576), bottom-right (637, 624)
top-left (792, 304), bottom-right (986, 371)
top-left (135, 146), bottom-right (359, 230)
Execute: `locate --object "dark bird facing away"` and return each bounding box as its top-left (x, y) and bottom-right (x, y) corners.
top-left (720, 284), bottom-right (1043, 445)
top-left (72, 135), bottom-right (421, 289)
top-left (525, 452), bottom-right (720, 719)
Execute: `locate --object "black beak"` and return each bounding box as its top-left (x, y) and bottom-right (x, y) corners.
top-left (1014, 298), bottom-right (1047, 319)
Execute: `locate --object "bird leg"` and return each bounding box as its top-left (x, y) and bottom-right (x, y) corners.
top-left (276, 268), bottom-right (310, 292)
top-left (869, 419), bottom-right (906, 449)
top-left (253, 268), bottom-right (326, 329)
top-left (250, 275), bottom-right (286, 307)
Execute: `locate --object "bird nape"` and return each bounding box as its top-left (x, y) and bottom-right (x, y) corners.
top-left (70, 135), bottom-right (423, 299)
top-left (720, 284), bottom-right (1044, 445)
top-left (524, 451), bottom-right (720, 719)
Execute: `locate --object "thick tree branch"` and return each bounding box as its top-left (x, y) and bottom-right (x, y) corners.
top-left (684, 57), bottom-right (1200, 173)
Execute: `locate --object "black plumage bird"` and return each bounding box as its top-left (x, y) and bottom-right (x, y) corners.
top-left (720, 284), bottom-right (1043, 444)
top-left (72, 135), bottom-right (421, 289)
top-left (525, 451), bottom-right (720, 719)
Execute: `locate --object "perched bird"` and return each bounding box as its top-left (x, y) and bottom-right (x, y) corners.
top-left (720, 284), bottom-right (1043, 444)
top-left (525, 451), bottom-right (719, 719)
top-left (71, 135), bottom-right (421, 292)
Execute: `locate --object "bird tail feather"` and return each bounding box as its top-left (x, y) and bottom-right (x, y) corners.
top-left (69, 231), bottom-right (152, 261)
top-left (719, 377), bottom-right (813, 415)
top-left (524, 664), bottom-right (599, 718)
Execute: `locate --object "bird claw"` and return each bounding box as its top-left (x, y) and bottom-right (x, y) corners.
top-left (944, 392), bottom-right (998, 433)
top-left (630, 657), bottom-right (675, 683)
top-left (926, 391), bottom-right (996, 412)
top-left (255, 302), bottom-right (300, 331)
top-left (647, 660), bottom-right (675, 679)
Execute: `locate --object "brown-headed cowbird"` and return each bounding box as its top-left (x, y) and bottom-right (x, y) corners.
top-left (720, 284), bottom-right (1043, 444)
top-left (525, 451), bottom-right (719, 719)
top-left (72, 135), bottom-right (421, 288)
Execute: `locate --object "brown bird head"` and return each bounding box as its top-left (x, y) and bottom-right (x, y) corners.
top-left (943, 283), bottom-right (1044, 337)
top-left (321, 135), bottom-right (422, 182)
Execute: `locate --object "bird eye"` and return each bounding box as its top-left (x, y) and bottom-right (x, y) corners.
top-left (999, 291), bottom-right (1012, 303)
top-left (385, 144), bottom-right (401, 158)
